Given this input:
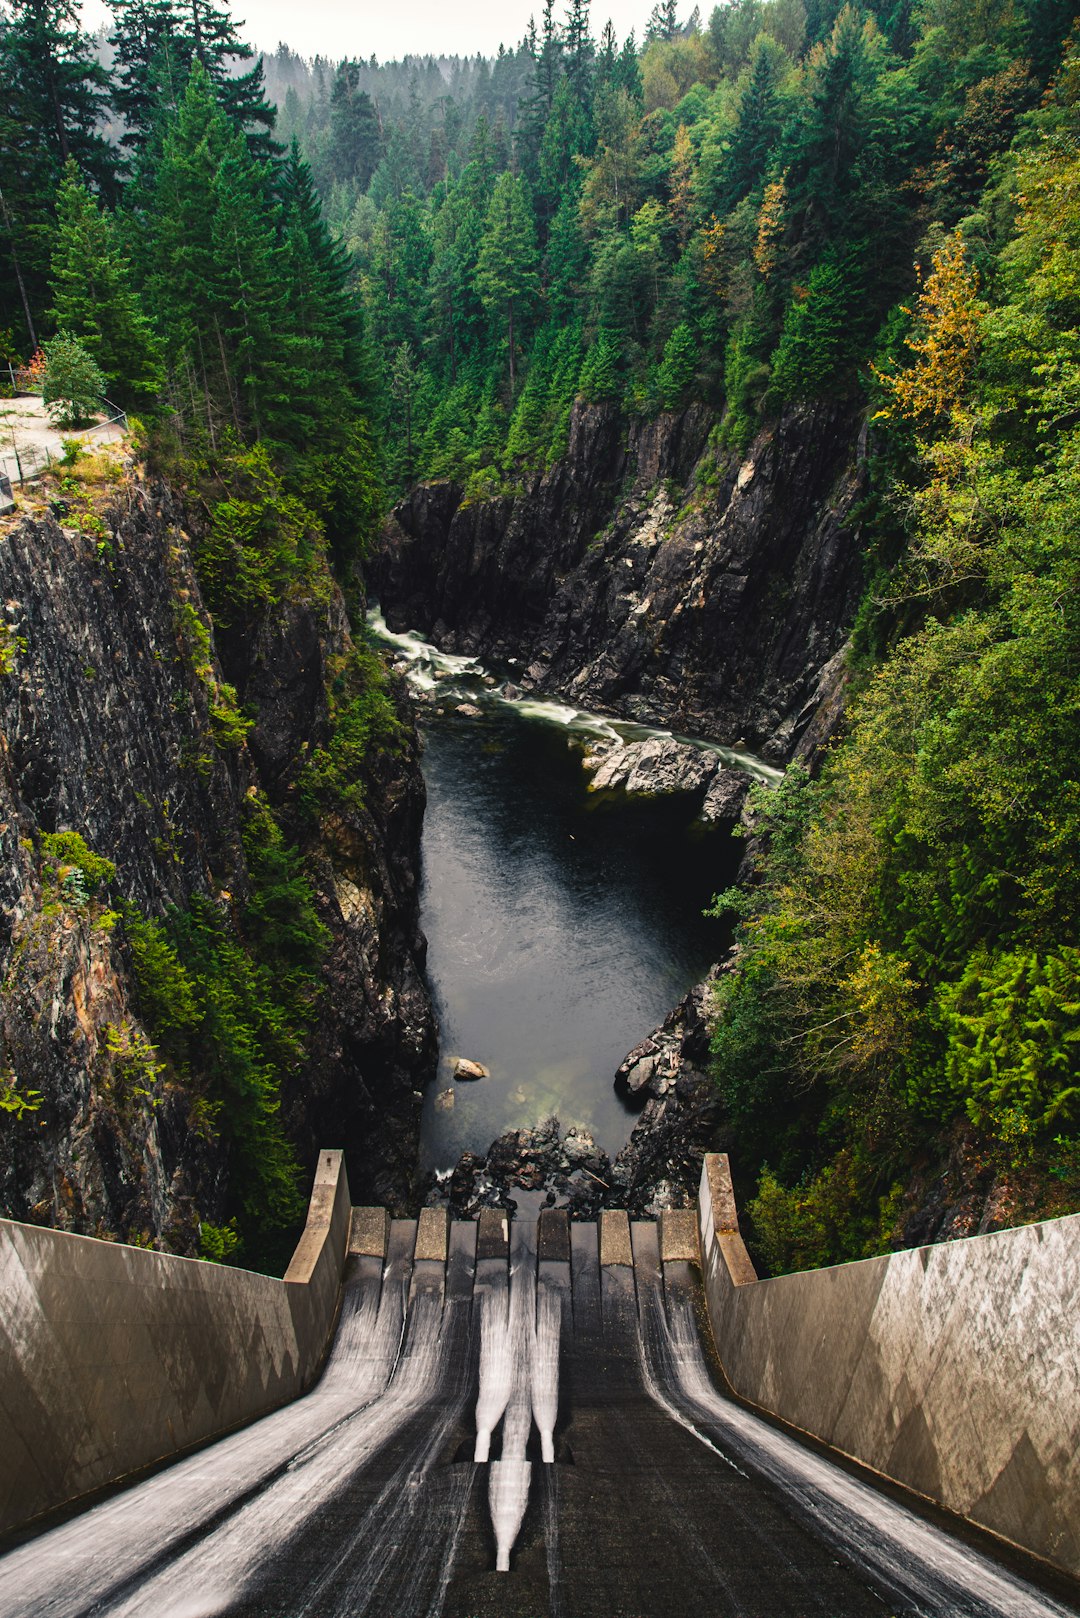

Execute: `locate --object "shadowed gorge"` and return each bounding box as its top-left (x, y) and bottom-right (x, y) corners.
top-left (1, 0), bottom-right (1079, 1607)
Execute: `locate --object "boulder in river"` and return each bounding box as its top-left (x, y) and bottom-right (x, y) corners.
top-left (699, 766), bottom-right (754, 825)
top-left (587, 736), bottom-right (718, 797)
top-left (454, 1057), bottom-right (489, 1080)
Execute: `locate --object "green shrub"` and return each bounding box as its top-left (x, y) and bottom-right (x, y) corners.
top-left (41, 831), bottom-right (116, 903)
top-left (198, 1218), bottom-right (242, 1263)
top-left (935, 948), bottom-right (1080, 1130)
top-left (41, 332), bottom-right (105, 428)
top-left (296, 642), bottom-right (404, 819)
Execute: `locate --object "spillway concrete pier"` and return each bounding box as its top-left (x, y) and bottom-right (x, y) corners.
top-left (0, 1154), bottom-right (1077, 1617)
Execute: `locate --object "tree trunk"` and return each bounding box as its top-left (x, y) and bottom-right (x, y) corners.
top-left (508, 299), bottom-right (516, 396)
top-left (0, 188), bottom-right (37, 351)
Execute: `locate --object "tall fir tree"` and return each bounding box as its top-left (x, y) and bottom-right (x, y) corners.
top-left (48, 160), bottom-right (163, 409)
top-left (0, 0), bottom-right (117, 341)
top-left (110, 0), bottom-right (276, 154)
top-left (476, 172), bottom-right (541, 395)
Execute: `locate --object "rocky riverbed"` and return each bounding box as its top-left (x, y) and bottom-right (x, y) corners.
top-left (428, 973), bottom-right (726, 1220)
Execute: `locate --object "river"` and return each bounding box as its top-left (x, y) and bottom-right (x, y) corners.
top-left (369, 612), bottom-right (778, 1174)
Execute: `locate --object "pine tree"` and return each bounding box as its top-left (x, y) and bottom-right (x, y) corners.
top-left (771, 257), bottom-right (852, 397)
top-left (211, 142), bottom-right (289, 439)
top-left (328, 61), bottom-right (382, 190)
top-left (110, 0), bottom-right (276, 153)
top-left (658, 319), bottom-right (697, 405)
top-left (0, 0), bottom-right (117, 340)
top-left (564, 0), bottom-right (595, 103)
top-left (646, 0), bottom-right (679, 43)
top-left (390, 341), bottom-right (423, 480)
top-left (48, 160), bottom-right (162, 409)
top-left (0, 1), bottom-right (115, 187)
top-left (475, 172), bottom-right (541, 395)
top-left (713, 37), bottom-right (787, 212)
top-left (142, 61), bottom-right (252, 444)
top-left (578, 326), bottom-right (621, 398)
top-left (41, 330), bottom-right (106, 425)
top-left (277, 140), bottom-right (374, 405)
top-left (109, 0), bottom-right (189, 147)
top-left (545, 190), bottom-right (590, 318)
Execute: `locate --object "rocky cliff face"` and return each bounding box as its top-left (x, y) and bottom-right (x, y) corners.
top-left (0, 467), bottom-right (434, 1251)
top-left (373, 398), bottom-right (866, 764)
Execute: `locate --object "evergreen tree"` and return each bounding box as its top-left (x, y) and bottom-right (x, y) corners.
top-left (0, 0), bottom-right (117, 339)
top-left (545, 189), bottom-right (590, 317)
top-left (41, 330), bottom-right (106, 425)
top-left (328, 61), bottom-right (382, 190)
top-left (210, 143), bottom-right (289, 438)
top-left (0, 1), bottom-right (115, 186)
top-left (578, 325), bottom-right (621, 397)
top-left (564, 0), bottom-right (596, 103)
top-left (109, 0), bottom-right (190, 146)
top-left (48, 160), bottom-right (163, 409)
top-left (520, 0), bottom-right (564, 168)
top-left (710, 36), bottom-right (787, 212)
top-left (141, 61), bottom-right (258, 444)
top-left (277, 140), bottom-right (374, 405)
top-left (770, 256), bottom-right (852, 396)
top-left (110, 0), bottom-right (276, 152)
top-left (658, 318), bottom-right (697, 404)
top-left (475, 171), bottom-right (541, 395)
top-left (646, 0), bottom-right (679, 43)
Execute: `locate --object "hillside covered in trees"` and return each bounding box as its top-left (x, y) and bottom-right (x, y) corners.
top-left (2, 0), bottom-right (1079, 1269)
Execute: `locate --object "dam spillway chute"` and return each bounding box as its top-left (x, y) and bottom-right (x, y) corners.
top-left (0, 1207), bottom-right (1075, 1618)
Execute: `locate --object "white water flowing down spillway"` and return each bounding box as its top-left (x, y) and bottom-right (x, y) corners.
top-left (1, 1213), bottom-right (1077, 1618)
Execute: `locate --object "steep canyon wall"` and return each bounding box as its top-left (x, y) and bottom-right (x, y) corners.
top-left (373, 399), bottom-right (867, 763)
top-left (0, 470), bottom-right (435, 1251)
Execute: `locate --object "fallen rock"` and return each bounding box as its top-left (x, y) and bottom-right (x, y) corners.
top-left (699, 766), bottom-right (753, 825)
top-left (430, 1117), bottom-right (614, 1217)
top-left (614, 1036), bottom-right (660, 1096)
top-left (454, 1058), bottom-right (489, 1080)
top-left (588, 736), bottom-right (718, 797)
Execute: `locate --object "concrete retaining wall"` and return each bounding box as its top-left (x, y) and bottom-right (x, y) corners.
top-left (0, 1148), bottom-right (351, 1535)
top-left (697, 1154), bottom-right (1080, 1580)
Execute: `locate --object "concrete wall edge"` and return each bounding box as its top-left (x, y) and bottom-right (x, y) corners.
top-left (0, 1149), bottom-right (352, 1537)
top-left (695, 1152), bottom-right (1080, 1583)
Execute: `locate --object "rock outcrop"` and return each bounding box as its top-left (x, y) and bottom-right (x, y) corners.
top-left (582, 735), bottom-right (754, 823)
top-left (373, 400), bottom-right (867, 764)
top-left (0, 471), bottom-right (434, 1251)
top-left (433, 975), bottom-right (724, 1221)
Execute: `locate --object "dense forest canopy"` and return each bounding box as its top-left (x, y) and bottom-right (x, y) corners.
top-left (2, 0), bottom-right (1079, 1266)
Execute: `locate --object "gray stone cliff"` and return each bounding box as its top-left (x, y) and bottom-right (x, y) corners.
top-left (0, 474), bottom-right (434, 1250)
top-left (372, 398), bottom-right (865, 763)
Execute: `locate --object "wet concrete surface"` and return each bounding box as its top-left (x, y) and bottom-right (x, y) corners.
top-left (0, 1213), bottom-right (1076, 1618)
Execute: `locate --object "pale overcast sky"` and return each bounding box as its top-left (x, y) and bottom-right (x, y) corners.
top-left (80, 0), bottom-right (664, 63)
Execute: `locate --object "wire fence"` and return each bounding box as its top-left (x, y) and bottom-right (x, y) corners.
top-left (1, 394), bottom-right (128, 487)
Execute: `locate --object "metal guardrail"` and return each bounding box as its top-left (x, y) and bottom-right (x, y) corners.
top-left (2, 397), bottom-right (128, 486)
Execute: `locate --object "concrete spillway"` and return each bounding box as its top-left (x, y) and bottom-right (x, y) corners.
top-left (0, 1209), bottom-right (1075, 1618)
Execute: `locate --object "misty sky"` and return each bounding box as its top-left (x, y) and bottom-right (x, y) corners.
top-left (80, 0), bottom-right (667, 63)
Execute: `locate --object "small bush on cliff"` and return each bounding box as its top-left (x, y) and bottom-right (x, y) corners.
top-left (40, 332), bottom-right (105, 428)
top-left (296, 641), bottom-right (404, 820)
top-left (198, 1218), bottom-right (242, 1264)
top-left (41, 831), bottom-right (116, 907)
top-left (197, 445), bottom-right (324, 626)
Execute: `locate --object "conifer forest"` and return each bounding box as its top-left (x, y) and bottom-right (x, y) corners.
top-left (2, 0), bottom-right (1080, 1271)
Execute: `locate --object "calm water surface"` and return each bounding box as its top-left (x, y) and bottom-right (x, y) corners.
top-left (414, 706), bottom-right (742, 1171)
